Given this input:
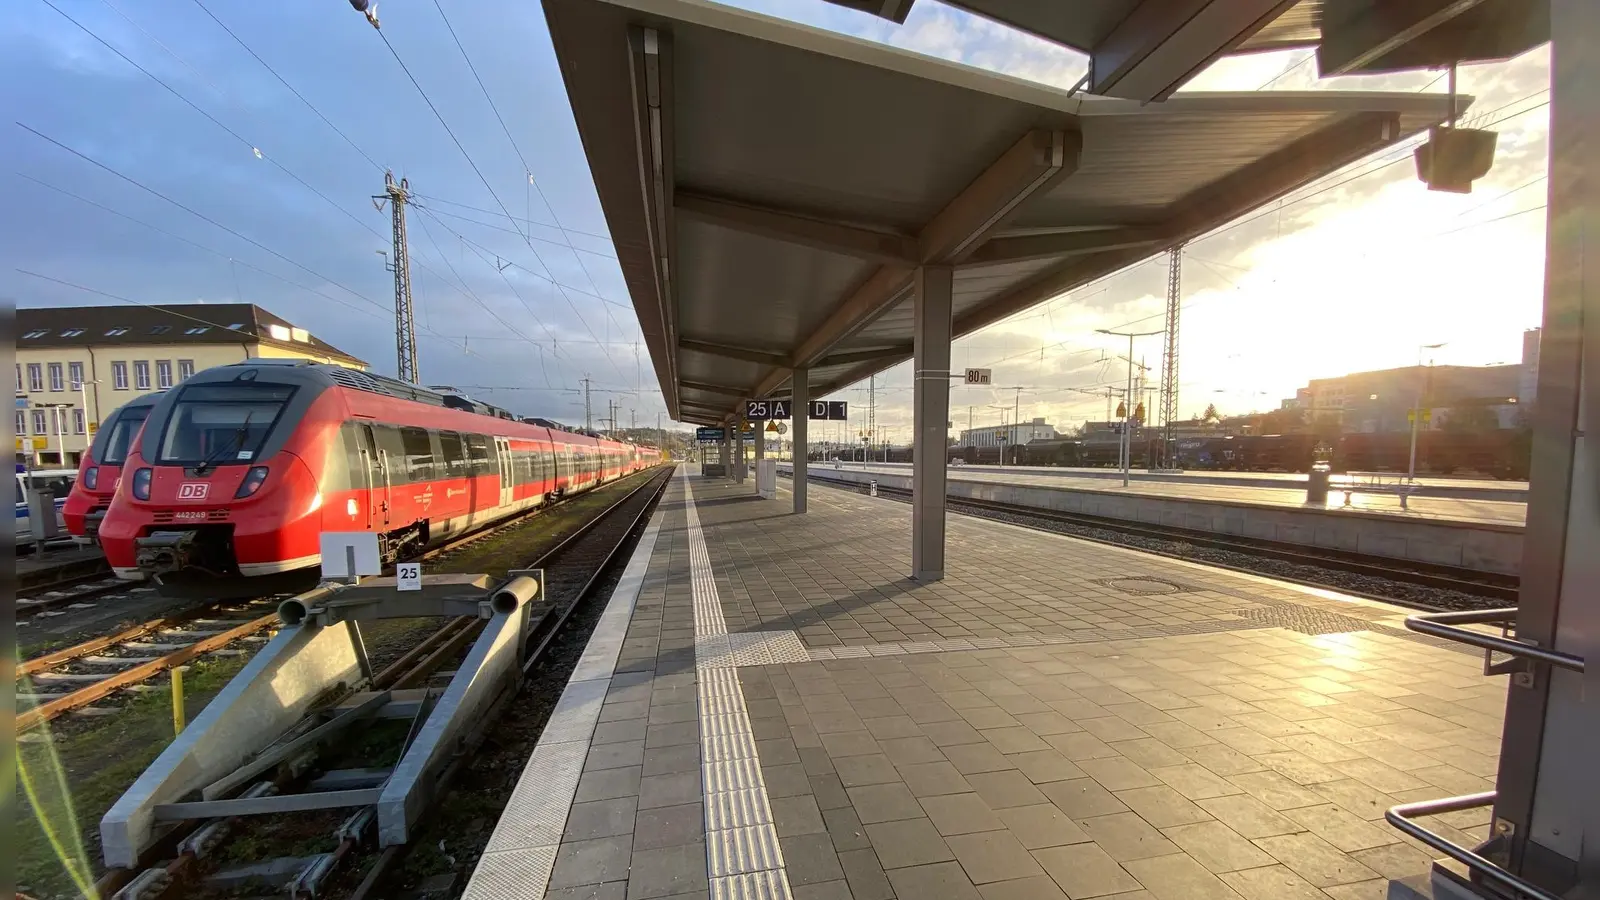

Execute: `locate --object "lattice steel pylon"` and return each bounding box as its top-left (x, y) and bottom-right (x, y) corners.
top-left (376, 171), bottom-right (419, 384)
top-left (1157, 244), bottom-right (1183, 467)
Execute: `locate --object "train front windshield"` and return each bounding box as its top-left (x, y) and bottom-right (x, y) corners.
top-left (156, 382), bottom-right (296, 466)
top-left (99, 407), bottom-right (151, 466)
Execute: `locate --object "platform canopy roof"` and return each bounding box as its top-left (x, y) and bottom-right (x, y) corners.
top-left (542, 0), bottom-right (1461, 426)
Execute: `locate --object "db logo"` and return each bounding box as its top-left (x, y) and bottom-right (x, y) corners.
top-left (178, 482), bottom-right (210, 501)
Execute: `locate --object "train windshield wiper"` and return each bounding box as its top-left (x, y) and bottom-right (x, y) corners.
top-left (194, 412), bottom-right (255, 476)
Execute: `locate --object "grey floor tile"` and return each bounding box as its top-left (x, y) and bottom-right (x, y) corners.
top-left (838, 848), bottom-right (895, 900)
top-left (565, 796), bottom-right (639, 842)
top-left (757, 738), bottom-right (803, 766)
top-left (1226, 772), bottom-right (1323, 811)
top-left (1148, 764), bottom-right (1240, 800)
top-left (1319, 879), bottom-right (1394, 899)
top-left (848, 782), bottom-right (927, 824)
top-left (627, 841), bottom-right (708, 900)
top-left (835, 753), bottom-right (902, 787)
top-left (595, 718), bottom-right (650, 745)
top-left (900, 761), bottom-right (975, 798)
top-left (983, 727), bottom-right (1052, 755)
top-left (640, 771), bottom-right (702, 810)
top-left (1078, 758), bottom-right (1162, 792)
top-left (886, 861), bottom-right (984, 900)
top-left (1122, 853), bottom-right (1245, 900)
top-left (1114, 785), bottom-right (1212, 829)
top-left (1106, 739), bottom-right (1192, 771)
top-left (588, 740), bottom-right (647, 771)
top-left (1077, 812), bottom-right (1181, 862)
top-left (1349, 842), bottom-right (1436, 880)
top-left (811, 774), bottom-right (852, 810)
top-left (1252, 832), bottom-right (1381, 887)
top-left (783, 832), bottom-right (846, 886)
top-left (946, 830), bottom-right (1047, 884)
top-left (799, 746), bottom-right (838, 777)
top-left (765, 763), bottom-right (816, 798)
top-left (634, 802), bottom-right (704, 851)
top-left (881, 735), bottom-right (947, 766)
top-left (997, 804), bottom-right (1090, 850)
top-left (1039, 779), bottom-right (1130, 820)
top-left (546, 882), bottom-right (627, 900)
top-left (792, 881), bottom-right (854, 900)
top-left (978, 875), bottom-right (1070, 900)
top-left (1161, 822), bottom-right (1276, 873)
top-left (924, 720), bottom-right (989, 747)
top-left (773, 794), bottom-right (828, 837)
top-left (944, 743), bottom-right (1016, 775)
top-left (823, 807), bottom-right (873, 851)
top-left (1193, 795), bottom-right (1303, 839)
top-left (1217, 865), bottom-right (1329, 900)
top-left (820, 730), bottom-right (882, 758)
top-left (1032, 843), bottom-right (1142, 899)
top-left (865, 715), bottom-right (925, 740)
top-left (1282, 803), bottom-right (1400, 852)
top-left (967, 769), bottom-right (1049, 809)
top-left (647, 722), bottom-right (700, 749)
top-left (866, 817), bottom-right (956, 869)
top-left (549, 835), bottom-right (635, 889)
top-left (917, 792), bottom-right (1003, 837)
top-left (577, 766), bottom-right (643, 803)
top-left (1008, 750), bottom-right (1085, 785)
top-left (644, 744), bottom-right (701, 777)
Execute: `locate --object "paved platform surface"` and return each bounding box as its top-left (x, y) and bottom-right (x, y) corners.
top-left (466, 469), bottom-right (1508, 900)
top-left (819, 463), bottom-right (1526, 528)
top-left (859, 461), bottom-right (1527, 500)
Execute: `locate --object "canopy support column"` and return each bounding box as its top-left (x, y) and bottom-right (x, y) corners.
top-left (912, 265), bottom-right (953, 582)
top-left (792, 369), bottom-right (808, 514)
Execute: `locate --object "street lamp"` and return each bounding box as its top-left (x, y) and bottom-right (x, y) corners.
top-left (1097, 328), bottom-right (1163, 487)
top-left (35, 402), bottom-right (73, 468)
top-left (1408, 342), bottom-right (1447, 482)
top-left (988, 405), bottom-right (1009, 467)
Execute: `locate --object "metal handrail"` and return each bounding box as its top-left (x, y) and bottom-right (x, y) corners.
top-left (1404, 609), bottom-right (1585, 673)
top-left (1386, 792), bottom-right (1566, 900)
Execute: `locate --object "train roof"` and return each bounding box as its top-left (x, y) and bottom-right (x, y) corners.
top-left (186, 360), bottom-right (518, 420)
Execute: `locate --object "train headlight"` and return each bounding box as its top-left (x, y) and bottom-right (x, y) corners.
top-left (84, 466), bottom-right (99, 490)
top-left (132, 468), bottom-right (153, 500)
top-left (235, 466), bottom-right (270, 499)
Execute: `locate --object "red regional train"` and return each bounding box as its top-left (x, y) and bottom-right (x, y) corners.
top-left (97, 360), bottom-right (658, 596)
top-left (63, 391), bottom-right (165, 540)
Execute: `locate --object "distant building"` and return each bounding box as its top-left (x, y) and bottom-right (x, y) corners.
top-left (959, 417), bottom-right (1057, 447)
top-left (1296, 362), bottom-right (1522, 434)
top-left (15, 303), bottom-right (366, 467)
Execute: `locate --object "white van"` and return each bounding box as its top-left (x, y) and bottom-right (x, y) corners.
top-left (15, 465), bottom-right (76, 547)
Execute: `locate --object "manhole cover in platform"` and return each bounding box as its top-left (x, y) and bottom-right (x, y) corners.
top-left (1095, 577), bottom-right (1189, 596)
top-left (1237, 606), bottom-right (1372, 636)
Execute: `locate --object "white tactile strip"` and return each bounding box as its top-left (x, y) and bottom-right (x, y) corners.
top-left (685, 474), bottom-right (795, 900)
top-left (460, 508), bottom-right (665, 900)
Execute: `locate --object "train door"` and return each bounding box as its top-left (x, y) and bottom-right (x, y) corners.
top-left (495, 437), bottom-right (514, 506)
top-left (359, 423), bottom-right (390, 529)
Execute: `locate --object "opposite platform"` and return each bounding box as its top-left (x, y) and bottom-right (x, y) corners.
top-left (466, 468), bottom-right (1508, 900)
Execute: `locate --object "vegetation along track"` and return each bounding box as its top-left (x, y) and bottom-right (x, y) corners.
top-left (14, 468), bottom-right (669, 900)
top-left (805, 474), bottom-right (1516, 612)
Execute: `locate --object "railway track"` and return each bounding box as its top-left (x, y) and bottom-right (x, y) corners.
top-left (92, 467), bottom-right (673, 900)
top-left (14, 472), bottom-right (661, 733)
top-left (808, 475), bottom-right (1518, 610)
top-left (17, 574), bottom-right (149, 618)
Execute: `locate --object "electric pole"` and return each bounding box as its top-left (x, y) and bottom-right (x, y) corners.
top-left (1157, 244), bottom-right (1183, 468)
top-left (1097, 328), bottom-right (1162, 487)
top-left (374, 171), bottom-right (418, 383)
top-left (582, 377), bottom-right (592, 432)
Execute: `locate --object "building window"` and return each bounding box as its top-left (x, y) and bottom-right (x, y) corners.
top-left (184, 326), bottom-right (210, 335)
top-left (73, 409), bottom-right (86, 434)
top-left (14, 363), bottom-right (21, 393)
top-left (23, 329), bottom-right (49, 339)
top-left (112, 361), bottom-right (129, 390)
top-left (105, 327), bottom-right (130, 336)
top-left (27, 363), bottom-right (43, 392)
top-left (157, 360), bottom-right (173, 389)
top-left (134, 361), bottom-right (151, 391)
top-left (48, 362), bottom-right (64, 392)
top-left (15, 411), bottom-right (25, 436)
top-left (61, 328), bottom-right (85, 337)
top-left (149, 325), bottom-right (172, 335)
top-left (178, 359), bottom-right (195, 381)
top-left (68, 361), bottom-right (84, 390)
top-left (32, 410), bottom-right (47, 434)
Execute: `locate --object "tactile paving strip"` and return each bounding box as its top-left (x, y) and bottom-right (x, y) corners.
top-left (685, 475), bottom-right (796, 900)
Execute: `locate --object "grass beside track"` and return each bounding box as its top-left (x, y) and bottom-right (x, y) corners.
top-left (13, 469), bottom-right (663, 900)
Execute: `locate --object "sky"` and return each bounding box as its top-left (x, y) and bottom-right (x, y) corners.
top-left (2, 0), bottom-right (1552, 441)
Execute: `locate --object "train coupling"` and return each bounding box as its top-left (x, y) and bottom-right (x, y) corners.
top-left (135, 530), bottom-right (201, 575)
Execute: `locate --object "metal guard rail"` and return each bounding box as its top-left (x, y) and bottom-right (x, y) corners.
top-left (1386, 793), bottom-right (1566, 900)
top-left (1403, 608), bottom-right (1585, 673)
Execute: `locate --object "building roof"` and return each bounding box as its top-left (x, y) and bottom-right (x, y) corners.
top-left (543, 0), bottom-right (1461, 426)
top-left (17, 303), bottom-right (367, 367)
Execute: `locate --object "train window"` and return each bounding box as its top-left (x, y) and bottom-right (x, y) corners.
top-left (439, 431), bottom-right (468, 478)
top-left (400, 427), bottom-right (436, 481)
top-left (155, 382), bottom-right (296, 466)
top-left (466, 433), bottom-right (493, 477)
top-left (96, 405), bottom-right (151, 466)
